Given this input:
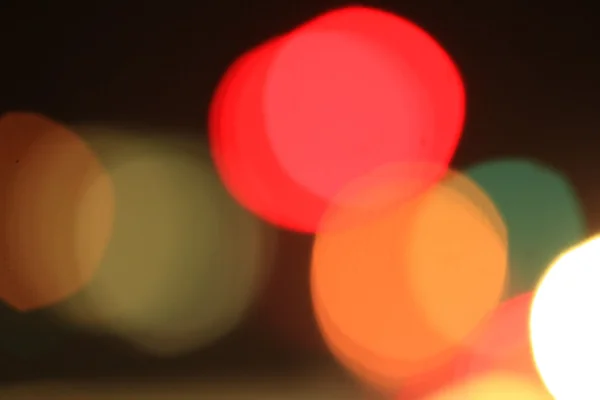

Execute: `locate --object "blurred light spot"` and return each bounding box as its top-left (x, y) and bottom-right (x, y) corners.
top-left (422, 372), bottom-right (552, 399)
top-left (55, 129), bottom-right (275, 357)
top-left (442, 172), bottom-right (507, 246)
top-left (459, 292), bottom-right (539, 379)
top-left (530, 235), bottom-right (600, 399)
top-left (210, 37), bottom-right (329, 233)
top-left (398, 293), bottom-right (538, 399)
top-left (210, 6), bottom-right (465, 233)
top-left (311, 168), bottom-right (507, 392)
top-left (264, 6), bottom-right (465, 203)
top-left (467, 158), bottom-right (585, 296)
top-left (401, 171), bottom-right (508, 344)
top-left (0, 112), bottom-right (114, 311)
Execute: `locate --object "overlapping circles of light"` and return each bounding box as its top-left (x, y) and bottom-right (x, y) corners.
top-left (311, 168), bottom-right (507, 392)
top-left (209, 6), bottom-right (465, 232)
top-left (54, 129), bottom-right (274, 356)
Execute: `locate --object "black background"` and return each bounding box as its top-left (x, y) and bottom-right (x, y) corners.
top-left (1, 0), bottom-right (599, 384)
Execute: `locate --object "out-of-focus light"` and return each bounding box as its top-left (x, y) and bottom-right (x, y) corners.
top-left (399, 293), bottom-right (540, 399)
top-left (530, 235), bottom-right (600, 399)
top-left (54, 129), bottom-right (275, 356)
top-left (421, 372), bottom-right (552, 399)
top-left (264, 6), bottom-right (465, 203)
top-left (459, 292), bottom-right (539, 379)
top-left (0, 112), bottom-right (114, 311)
top-left (311, 168), bottom-right (507, 393)
top-left (467, 158), bottom-right (585, 296)
top-left (210, 6), bottom-right (465, 233)
top-left (210, 37), bottom-right (328, 232)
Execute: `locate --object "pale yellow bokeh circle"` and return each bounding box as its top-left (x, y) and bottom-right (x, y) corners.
top-left (54, 128), bottom-right (275, 356)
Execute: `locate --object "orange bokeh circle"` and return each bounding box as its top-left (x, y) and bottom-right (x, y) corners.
top-left (0, 112), bottom-right (114, 311)
top-left (311, 168), bottom-right (508, 392)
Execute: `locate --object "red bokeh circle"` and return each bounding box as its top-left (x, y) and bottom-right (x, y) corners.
top-left (263, 6), bottom-right (465, 205)
top-left (209, 37), bottom-right (331, 232)
top-left (209, 6), bottom-right (465, 232)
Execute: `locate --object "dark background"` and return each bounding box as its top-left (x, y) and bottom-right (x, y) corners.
top-left (0, 0), bottom-right (599, 385)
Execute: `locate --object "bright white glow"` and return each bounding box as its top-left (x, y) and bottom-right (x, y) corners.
top-left (530, 235), bottom-right (600, 399)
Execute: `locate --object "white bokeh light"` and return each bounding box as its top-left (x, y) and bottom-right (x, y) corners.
top-left (530, 235), bottom-right (600, 399)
